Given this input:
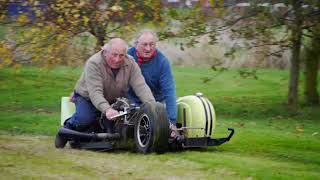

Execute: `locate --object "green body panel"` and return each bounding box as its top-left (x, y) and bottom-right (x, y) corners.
top-left (61, 97), bottom-right (75, 125)
top-left (177, 95), bottom-right (216, 138)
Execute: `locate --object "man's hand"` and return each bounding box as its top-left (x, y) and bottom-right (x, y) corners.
top-left (170, 122), bottom-right (179, 138)
top-left (105, 108), bottom-right (119, 120)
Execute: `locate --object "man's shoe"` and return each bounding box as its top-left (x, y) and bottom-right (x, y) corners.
top-left (55, 134), bottom-right (67, 148)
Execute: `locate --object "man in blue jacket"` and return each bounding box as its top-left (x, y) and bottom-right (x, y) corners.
top-left (127, 29), bottom-right (178, 137)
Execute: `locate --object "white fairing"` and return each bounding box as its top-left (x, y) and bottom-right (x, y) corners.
top-left (60, 97), bottom-right (75, 126)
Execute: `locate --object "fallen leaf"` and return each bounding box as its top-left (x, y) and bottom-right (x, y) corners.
top-left (236, 122), bottom-right (245, 128)
top-left (295, 124), bottom-right (304, 132)
top-left (312, 132), bottom-right (318, 136)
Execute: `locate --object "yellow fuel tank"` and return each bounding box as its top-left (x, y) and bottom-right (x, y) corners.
top-left (176, 93), bottom-right (216, 138)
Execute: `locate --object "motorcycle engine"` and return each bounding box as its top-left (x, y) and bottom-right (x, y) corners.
top-left (111, 97), bottom-right (130, 111)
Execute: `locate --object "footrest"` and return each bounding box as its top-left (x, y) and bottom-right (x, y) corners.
top-left (80, 141), bottom-right (113, 150)
top-left (183, 137), bottom-right (208, 147)
top-left (181, 128), bottom-right (235, 148)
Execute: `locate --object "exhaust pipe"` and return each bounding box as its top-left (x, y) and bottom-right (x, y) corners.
top-left (58, 127), bottom-right (120, 141)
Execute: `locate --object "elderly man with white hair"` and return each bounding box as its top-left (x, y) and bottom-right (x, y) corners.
top-left (127, 29), bottom-right (178, 137)
top-left (64, 38), bottom-right (155, 133)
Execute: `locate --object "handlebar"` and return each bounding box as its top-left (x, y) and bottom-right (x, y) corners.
top-left (109, 107), bottom-right (140, 120)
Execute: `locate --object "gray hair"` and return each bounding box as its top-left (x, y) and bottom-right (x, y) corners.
top-left (134, 29), bottom-right (158, 46)
top-left (101, 38), bottom-right (128, 53)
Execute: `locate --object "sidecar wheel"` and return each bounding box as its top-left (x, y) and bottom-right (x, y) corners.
top-left (134, 102), bottom-right (170, 153)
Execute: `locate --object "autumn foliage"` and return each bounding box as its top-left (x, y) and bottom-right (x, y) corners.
top-left (0, 0), bottom-right (163, 68)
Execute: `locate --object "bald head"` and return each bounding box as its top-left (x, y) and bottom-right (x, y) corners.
top-left (102, 38), bottom-right (128, 52)
top-left (102, 38), bottom-right (128, 69)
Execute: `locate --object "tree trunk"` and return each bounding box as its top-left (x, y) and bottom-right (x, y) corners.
top-left (89, 24), bottom-right (106, 52)
top-left (97, 35), bottom-right (105, 48)
top-left (288, 1), bottom-right (303, 106)
top-left (288, 42), bottom-right (301, 105)
top-left (304, 28), bottom-right (320, 105)
top-left (305, 56), bottom-right (319, 104)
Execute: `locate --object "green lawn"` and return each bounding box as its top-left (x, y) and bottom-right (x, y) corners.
top-left (0, 66), bottom-right (319, 179)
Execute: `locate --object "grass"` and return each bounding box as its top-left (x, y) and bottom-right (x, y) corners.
top-left (0, 65), bottom-right (319, 179)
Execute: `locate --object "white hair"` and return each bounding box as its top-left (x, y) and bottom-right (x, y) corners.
top-left (101, 38), bottom-right (128, 54)
top-left (134, 29), bottom-right (158, 46)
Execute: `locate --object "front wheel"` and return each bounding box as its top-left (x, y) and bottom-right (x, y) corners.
top-left (134, 102), bottom-right (170, 153)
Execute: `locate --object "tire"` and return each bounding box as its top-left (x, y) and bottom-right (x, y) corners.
top-left (55, 134), bottom-right (67, 148)
top-left (134, 101), bottom-right (170, 153)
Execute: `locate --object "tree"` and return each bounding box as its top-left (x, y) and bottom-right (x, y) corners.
top-left (288, 0), bottom-right (303, 105)
top-left (163, 0), bottom-right (320, 106)
top-left (0, 0), bottom-right (163, 67)
top-left (304, 24), bottom-right (320, 105)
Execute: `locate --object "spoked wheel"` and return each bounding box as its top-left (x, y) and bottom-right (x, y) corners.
top-left (136, 114), bottom-right (151, 148)
top-left (134, 102), bottom-right (170, 153)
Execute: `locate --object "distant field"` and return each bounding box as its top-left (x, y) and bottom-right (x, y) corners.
top-left (0, 66), bottom-right (319, 179)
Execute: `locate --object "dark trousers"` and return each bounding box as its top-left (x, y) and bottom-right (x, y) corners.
top-left (64, 93), bottom-right (101, 131)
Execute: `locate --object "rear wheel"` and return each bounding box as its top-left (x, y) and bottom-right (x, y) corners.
top-left (134, 102), bottom-right (170, 153)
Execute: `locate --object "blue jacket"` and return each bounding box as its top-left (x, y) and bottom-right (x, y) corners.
top-left (127, 47), bottom-right (177, 123)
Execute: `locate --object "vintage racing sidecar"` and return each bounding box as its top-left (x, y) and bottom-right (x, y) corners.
top-left (55, 93), bottom-right (234, 153)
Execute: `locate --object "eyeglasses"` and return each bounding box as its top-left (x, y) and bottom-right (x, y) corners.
top-left (139, 42), bottom-right (156, 48)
